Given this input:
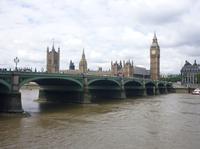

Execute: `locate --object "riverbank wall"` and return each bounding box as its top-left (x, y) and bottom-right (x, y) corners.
top-left (175, 87), bottom-right (196, 93)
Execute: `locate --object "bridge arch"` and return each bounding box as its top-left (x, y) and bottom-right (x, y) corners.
top-left (88, 78), bottom-right (122, 101)
top-left (124, 80), bottom-right (143, 86)
top-left (0, 79), bottom-right (11, 93)
top-left (19, 77), bottom-right (83, 103)
top-left (88, 78), bottom-right (121, 87)
top-left (19, 77), bottom-right (83, 89)
top-left (124, 80), bottom-right (144, 97)
top-left (145, 81), bottom-right (156, 95)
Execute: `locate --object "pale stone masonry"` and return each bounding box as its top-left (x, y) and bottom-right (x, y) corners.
top-left (79, 49), bottom-right (87, 73)
top-left (111, 60), bottom-right (134, 77)
top-left (150, 33), bottom-right (160, 80)
top-left (46, 44), bottom-right (60, 73)
top-left (181, 60), bottom-right (200, 86)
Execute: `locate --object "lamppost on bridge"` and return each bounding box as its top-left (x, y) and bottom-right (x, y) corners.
top-left (14, 57), bottom-right (19, 71)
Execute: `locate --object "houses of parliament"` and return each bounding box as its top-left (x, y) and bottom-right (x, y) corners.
top-left (46, 34), bottom-right (160, 80)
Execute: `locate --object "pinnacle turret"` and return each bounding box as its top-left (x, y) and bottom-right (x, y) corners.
top-left (46, 41), bottom-right (60, 73)
top-left (153, 32), bottom-right (158, 43)
top-left (52, 39), bottom-right (55, 51)
top-left (151, 32), bottom-right (159, 48)
top-left (82, 48), bottom-right (85, 59)
top-left (79, 49), bottom-right (87, 73)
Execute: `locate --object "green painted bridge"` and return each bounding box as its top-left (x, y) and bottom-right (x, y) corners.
top-left (0, 71), bottom-right (173, 113)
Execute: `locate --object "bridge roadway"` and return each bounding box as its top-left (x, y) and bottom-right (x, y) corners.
top-left (0, 71), bottom-right (173, 113)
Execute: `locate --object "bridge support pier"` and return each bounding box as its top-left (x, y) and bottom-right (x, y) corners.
top-left (38, 90), bottom-right (47, 101)
top-left (81, 77), bottom-right (92, 103)
top-left (0, 92), bottom-right (23, 113)
top-left (81, 88), bottom-right (92, 103)
top-left (142, 83), bottom-right (147, 96)
top-left (155, 88), bottom-right (160, 95)
top-left (120, 79), bottom-right (126, 99)
top-left (143, 88), bottom-right (147, 96)
top-left (167, 87), bottom-right (174, 93)
top-left (120, 89), bottom-right (126, 99)
top-left (165, 87), bottom-right (168, 94)
top-left (153, 87), bottom-right (156, 95)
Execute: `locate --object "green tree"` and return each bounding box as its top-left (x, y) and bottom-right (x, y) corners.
top-left (160, 74), bottom-right (181, 82)
top-left (197, 73), bottom-right (200, 84)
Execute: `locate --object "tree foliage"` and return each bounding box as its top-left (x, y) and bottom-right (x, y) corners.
top-left (197, 73), bottom-right (200, 84)
top-left (160, 74), bottom-right (181, 82)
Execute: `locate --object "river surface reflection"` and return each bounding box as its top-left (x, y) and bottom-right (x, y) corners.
top-left (0, 89), bottom-right (200, 149)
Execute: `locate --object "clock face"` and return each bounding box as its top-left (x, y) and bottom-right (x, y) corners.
top-left (151, 50), bottom-right (156, 55)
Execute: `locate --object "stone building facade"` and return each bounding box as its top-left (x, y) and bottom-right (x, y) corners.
top-left (111, 60), bottom-right (134, 77)
top-left (46, 44), bottom-right (60, 73)
top-left (181, 60), bottom-right (200, 86)
top-left (150, 33), bottom-right (160, 80)
top-left (133, 66), bottom-right (150, 78)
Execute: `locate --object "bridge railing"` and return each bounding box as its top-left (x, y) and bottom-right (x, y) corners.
top-left (0, 70), bottom-right (170, 86)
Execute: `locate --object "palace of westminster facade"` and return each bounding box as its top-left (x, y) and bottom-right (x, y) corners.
top-left (47, 34), bottom-right (160, 80)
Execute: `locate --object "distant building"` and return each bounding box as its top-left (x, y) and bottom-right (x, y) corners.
top-left (111, 60), bottom-right (134, 77)
top-left (134, 66), bottom-right (150, 78)
top-left (79, 49), bottom-right (87, 73)
top-left (59, 46), bottom-right (150, 79)
top-left (61, 50), bottom-right (110, 76)
top-left (181, 60), bottom-right (200, 86)
top-left (123, 61), bottom-right (134, 77)
top-left (98, 67), bottom-right (102, 72)
top-left (87, 70), bottom-right (111, 76)
top-left (69, 60), bottom-right (75, 70)
top-left (150, 33), bottom-right (160, 80)
top-left (111, 60), bottom-right (123, 76)
top-left (46, 43), bottom-right (60, 73)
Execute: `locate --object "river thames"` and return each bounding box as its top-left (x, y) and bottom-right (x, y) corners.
top-left (0, 89), bottom-right (200, 149)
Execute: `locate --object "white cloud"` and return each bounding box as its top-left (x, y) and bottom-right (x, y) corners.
top-left (0, 0), bottom-right (200, 74)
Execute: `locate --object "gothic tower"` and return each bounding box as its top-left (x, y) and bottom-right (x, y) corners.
top-left (111, 60), bottom-right (134, 77)
top-left (69, 60), bottom-right (75, 70)
top-left (46, 43), bottom-right (60, 73)
top-left (111, 61), bottom-right (122, 76)
top-left (150, 33), bottom-right (160, 80)
top-left (123, 60), bottom-right (134, 77)
top-left (79, 49), bottom-right (87, 73)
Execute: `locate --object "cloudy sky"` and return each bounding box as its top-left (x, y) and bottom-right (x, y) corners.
top-left (0, 0), bottom-right (200, 74)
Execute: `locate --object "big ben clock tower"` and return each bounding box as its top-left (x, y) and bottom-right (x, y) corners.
top-left (150, 33), bottom-right (160, 80)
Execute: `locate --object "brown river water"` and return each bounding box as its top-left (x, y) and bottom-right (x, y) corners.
top-left (0, 89), bottom-right (200, 149)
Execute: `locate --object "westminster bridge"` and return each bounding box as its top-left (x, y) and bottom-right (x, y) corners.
top-left (0, 71), bottom-right (173, 113)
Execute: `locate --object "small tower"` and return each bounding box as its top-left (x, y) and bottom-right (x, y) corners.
top-left (111, 61), bottom-right (119, 76)
top-left (46, 42), bottom-right (60, 73)
top-left (123, 60), bottom-right (134, 77)
top-left (150, 33), bottom-right (160, 80)
top-left (193, 60), bottom-right (197, 66)
top-left (111, 60), bottom-right (134, 77)
top-left (79, 49), bottom-right (87, 73)
top-left (69, 60), bottom-right (75, 70)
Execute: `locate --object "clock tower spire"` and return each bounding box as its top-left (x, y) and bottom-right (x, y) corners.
top-left (150, 33), bottom-right (160, 80)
